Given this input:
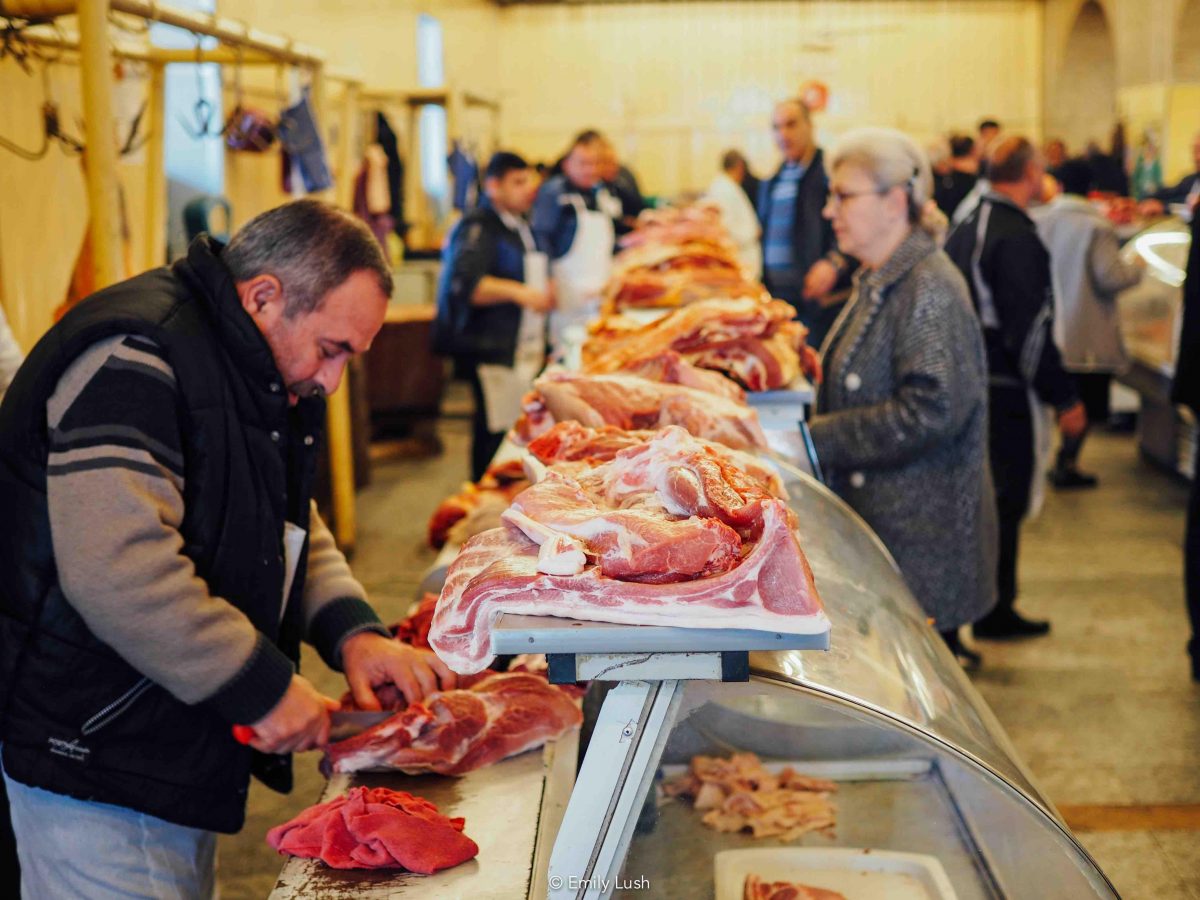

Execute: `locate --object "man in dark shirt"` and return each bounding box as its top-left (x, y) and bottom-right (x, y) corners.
top-left (1174, 197), bottom-right (1200, 680)
top-left (934, 135), bottom-right (979, 219)
top-left (434, 152), bottom-right (552, 479)
top-left (945, 137), bottom-right (1088, 640)
top-left (757, 99), bottom-right (850, 348)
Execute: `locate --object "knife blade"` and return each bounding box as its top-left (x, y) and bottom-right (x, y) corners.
top-left (231, 709), bottom-right (394, 747)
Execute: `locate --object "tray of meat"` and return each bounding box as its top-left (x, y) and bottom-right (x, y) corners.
top-left (716, 848), bottom-right (958, 900)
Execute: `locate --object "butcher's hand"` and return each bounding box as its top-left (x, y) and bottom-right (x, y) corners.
top-left (1057, 401), bottom-right (1088, 440)
top-left (1137, 198), bottom-right (1165, 218)
top-left (801, 259), bottom-right (839, 301)
top-left (341, 632), bottom-right (457, 711)
top-left (247, 674), bottom-right (339, 755)
top-left (517, 283), bottom-right (555, 314)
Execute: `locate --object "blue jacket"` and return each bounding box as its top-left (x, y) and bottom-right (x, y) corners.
top-left (531, 174), bottom-right (601, 260)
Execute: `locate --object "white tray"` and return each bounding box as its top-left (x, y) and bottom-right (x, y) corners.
top-left (715, 847), bottom-right (958, 900)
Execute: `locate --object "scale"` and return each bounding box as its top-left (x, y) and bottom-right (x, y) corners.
top-left (490, 612), bottom-right (831, 900)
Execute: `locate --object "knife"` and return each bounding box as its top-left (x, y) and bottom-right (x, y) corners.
top-left (232, 709), bottom-right (394, 747)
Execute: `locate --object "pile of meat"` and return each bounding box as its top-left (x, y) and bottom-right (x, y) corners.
top-left (429, 425), bottom-right (826, 674)
top-left (604, 206), bottom-right (766, 312)
top-left (583, 297), bottom-right (821, 392)
top-left (664, 752), bottom-right (837, 842)
top-left (512, 364), bottom-right (768, 451)
top-left (266, 786), bottom-right (478, 873)
top-left (325, 673), bottom-right (582, 776)
top-left (744, 875), bottom-right (847, 900)
top-left (428, 459), bottom-right (529, 550)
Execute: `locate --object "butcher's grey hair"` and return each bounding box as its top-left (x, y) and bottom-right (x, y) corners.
top-left (223, 199), bottom-right (393, 316)
top-left (830, 127), bottom-right (942, 235)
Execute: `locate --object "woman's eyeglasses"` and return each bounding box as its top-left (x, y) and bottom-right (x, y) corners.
top-left (826, 187), bottom-right (887, 208)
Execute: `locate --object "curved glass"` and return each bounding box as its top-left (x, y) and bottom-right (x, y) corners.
top-left (1120, 216), bottom-right (1190, 373)
top-left (618, 461), bottom-right (1117, 896)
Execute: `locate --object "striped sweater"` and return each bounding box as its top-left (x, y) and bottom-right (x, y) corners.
top-left (45, 334), bottom-right (385, 710)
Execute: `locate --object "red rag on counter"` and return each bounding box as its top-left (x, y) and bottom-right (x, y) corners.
top-left (266, 786), bottom-right (478, 873)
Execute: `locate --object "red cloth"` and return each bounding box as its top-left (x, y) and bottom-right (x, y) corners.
top-left (266, 786), bottom-right (478, 873)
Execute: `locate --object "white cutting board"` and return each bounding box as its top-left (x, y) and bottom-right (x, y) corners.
top-left (714, 848), bottom-right (958, 900)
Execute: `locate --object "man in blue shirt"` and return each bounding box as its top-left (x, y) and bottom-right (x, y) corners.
top-left (758, 99), bottom-right (851, 349)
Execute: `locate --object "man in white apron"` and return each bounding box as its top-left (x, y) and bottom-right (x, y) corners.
top-left (531, 131), bottom-right (616, 363)
top-left (433, 152), bottom-right (552, 479)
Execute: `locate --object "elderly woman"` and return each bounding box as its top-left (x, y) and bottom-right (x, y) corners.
top-left (808, 127), bottom-right (996, 665)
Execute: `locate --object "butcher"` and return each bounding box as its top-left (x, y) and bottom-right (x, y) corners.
top-left (531, 130), bottom-right (617, 354)
top-left (433, 151), bottom-right (554, 480)
top-left (0, 199), bottom-right (455, 898)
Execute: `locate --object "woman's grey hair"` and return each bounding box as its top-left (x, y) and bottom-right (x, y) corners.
top-left (830, 127), bottom-right (945, 236)
top-left (223, 199), bottom-right (393, 316)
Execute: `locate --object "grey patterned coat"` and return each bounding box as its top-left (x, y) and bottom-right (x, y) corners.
top-left (809, 229), bottom-right (997, 629)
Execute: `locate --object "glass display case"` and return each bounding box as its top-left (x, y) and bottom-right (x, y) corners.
top-left (1117, 216), bottom-right (1195, 477)
top-left (600, 464), bottom-right (1119, 899)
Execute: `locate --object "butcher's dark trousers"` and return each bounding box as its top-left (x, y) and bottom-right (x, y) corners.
top-left (468, 369), bottom-right (505, 483)
top-left (987, 385), bottom-right (1035, 616)
top-left (1187, 437), bottom-right (1200, 677)
top-left (0, 773), bottom-right (17, 893)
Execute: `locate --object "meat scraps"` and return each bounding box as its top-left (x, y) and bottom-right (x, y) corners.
top-left (583, 297), bottom-right (821, 391)
top-left (744, 875), bottom-right (847, 900)
top-left (266, 786), bottom-right (478, 873)
top-left (324, 673), bottom-right (582, 775)
top-left (430, 427), bottom-right (825, 674)
top-left (664, 752), bottom-right (837, 842)
top-left (428, 459), bottom-right (529, 550)
top-left (512, 370), bottom-right (768, 451)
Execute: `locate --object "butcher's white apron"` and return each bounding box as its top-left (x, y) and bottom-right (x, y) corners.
top-left (1026, 393), bottom-right (1055, 520)
top-left (549, 193), bottom-right (614, 362)
top-left (476, 221), bottom-right (549, 432)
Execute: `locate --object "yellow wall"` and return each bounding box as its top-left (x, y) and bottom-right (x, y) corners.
top-left (496, 1), bottom-right (1043, 198)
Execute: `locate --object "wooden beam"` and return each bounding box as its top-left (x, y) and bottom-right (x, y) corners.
top-left (77, 0), bottom-right (124, 289)
top-left (144, 61), bottom-right (166, 270)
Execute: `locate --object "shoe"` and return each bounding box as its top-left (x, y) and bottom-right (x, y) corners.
top-left (973, 610), bottom-right (1051, 640)
top-left (940, 629), bottom-right (983, 671)
top-left (1049, 467), bottom-right (1099, 489)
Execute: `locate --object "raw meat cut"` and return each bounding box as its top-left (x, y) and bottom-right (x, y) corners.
top-left (324, 673), bottom-right (582, 775)
top-left (428, 459), bottom-right (529, 549)
top-left (266, 786), bottom-right (478, 873)
top-left (744, 875), bottom-right (847, 900)
top-left (617, 350), bottom-right (746, 400)
top-left (665, 752), bottom-right (837, 842)
top-left (584, 297), bottom-right (819, 391)
top-left (513, 370), bottom-right (768, 451)
top-left (617, 205), bottom-right (732, 250)
top-left (430, 429), bottom-right (825, 674)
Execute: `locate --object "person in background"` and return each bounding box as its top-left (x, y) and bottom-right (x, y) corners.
top-left (531, 131), bottom-right (616, 350)
top-left (597, 137), bottom-right (646, 237)
top-left (0, 301), bottom-right (21, 891)
top-left (809, 127), bottom-right (995, 669)
top-left (758, 98), bottom-right (852, 348)
top-left (1045, 138), bottom-right (1068, 171)
top-left (705, 149), bottom-right (763, 280)
top-left (1174, 193), bottom-right (1200, 680)
top-left (723, 148), bottom-right (762, 212)
top-left (1139, 131), bottom-right (1200, 216)
top-left (1086, 138), bottom-right (1130, 197)
top-left (1132, 130), bottom-right (1163, 201)
top-left (0, 200), bottom-right (454, 897)
top-left (433, 151), bottom-right (553, 480)
top-left (934, 135), bottom-right (979, 219)
top-left (944, 136), bottom-right (1088, 640)
top-left (952, 122), bottom-right (1001, 227)
top-left (1032, 158), bottom-right (1144, 488)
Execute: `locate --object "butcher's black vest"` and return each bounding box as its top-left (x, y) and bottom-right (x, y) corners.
top-left (0, 237), bottom-right (323, 833)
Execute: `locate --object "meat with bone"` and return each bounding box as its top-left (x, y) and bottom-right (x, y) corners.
top-left (513, 370), bottom-right (768, 451)
top-left (266, 786), bottom-right (478, 873)
top-left (430, 428), bottom-right (825, 674)
top-left (583, 297), bottom-right (821, 391)
top-left (744, 875), bottom-right (847, 900)
top-left (325, 673), bottom-right (582, 775)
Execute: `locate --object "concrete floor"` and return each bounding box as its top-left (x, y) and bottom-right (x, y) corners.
top-left (216, 395), bottom-right (1200, 899)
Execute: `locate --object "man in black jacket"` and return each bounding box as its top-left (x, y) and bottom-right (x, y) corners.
top-left (758, 99), bottom-right (851, 348)
top-left (434, 151), bottom-right (553, 480)
top-left (1174, 199), bottom-right (1200, 680)
top-left (945, 137), bottom-right (1088, 640)
top-left (0, 200), bottom-right (454, 897)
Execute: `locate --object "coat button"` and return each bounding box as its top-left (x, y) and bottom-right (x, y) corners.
top-left (845, 373), bottom-right (862, 392)
top-left (270, 430), bottom-right (281, 442)
top-left (269, 382), bottom-right (281, 393)
top-left (304, 435), bottom-right (315, 446)
top-left (850, 471), bottom-right (866, 488)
